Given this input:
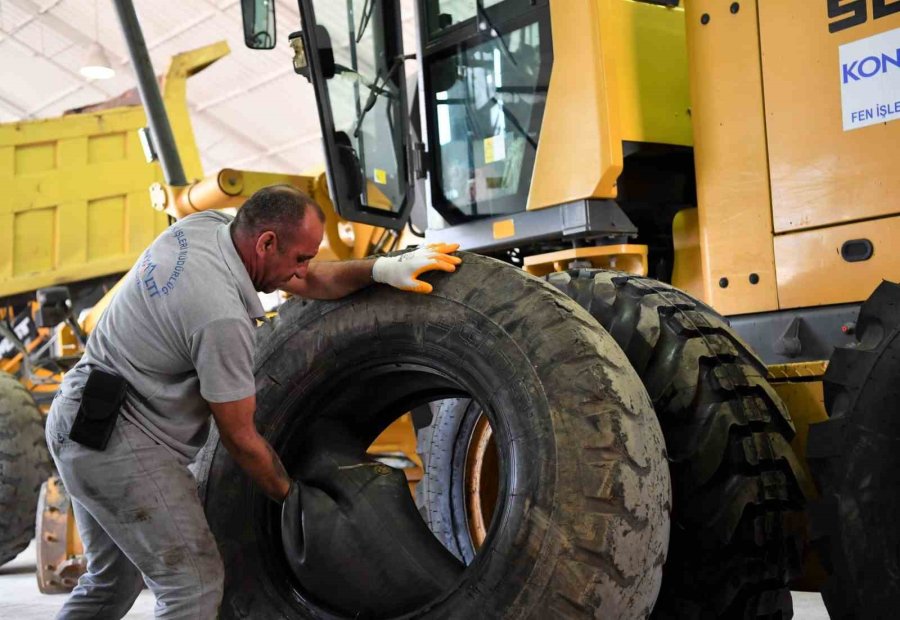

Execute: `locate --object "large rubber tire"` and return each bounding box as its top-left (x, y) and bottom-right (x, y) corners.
top-left (549, 271), bottom-right (807, 618)
top-left (416, 270), bottom-right (807, 618)
top-left (0, 370), bottom-right (51, 566)
top-left (808, 280), bottom-right (900, 619)
top-left (199, 254), bottom-right (670, 618)
top-left (414, 397), bottom-right (484, 563)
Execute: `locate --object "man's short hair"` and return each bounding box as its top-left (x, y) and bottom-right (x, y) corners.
top-left (232, 185), bottom-right (325, 245)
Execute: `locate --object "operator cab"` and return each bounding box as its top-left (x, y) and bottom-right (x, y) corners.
top-left (241, 0), bottom-right (693, 280)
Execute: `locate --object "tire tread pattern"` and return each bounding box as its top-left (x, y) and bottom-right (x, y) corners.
top-left (808, 280), bottom-right (900, 619)
top-left (204, 255), bottom-right (670, 618)
top-left (545, 270), bottom-right (807, 618)
top-left (0, 371), bottom-right (51, 566)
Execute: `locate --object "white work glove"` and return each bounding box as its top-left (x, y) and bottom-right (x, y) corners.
top-left (373, 243), bottom-right (462, 294)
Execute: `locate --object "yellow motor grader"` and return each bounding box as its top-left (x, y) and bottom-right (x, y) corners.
top-left (218, 0), bottom-right (897, 617)
top-left (8, 0), bottom-right (898, 617)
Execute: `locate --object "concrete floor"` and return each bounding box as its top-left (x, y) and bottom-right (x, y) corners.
top-left (0, 542), bottom-right (154, 619)
top-left (1, 541), bottom-right (831, 619)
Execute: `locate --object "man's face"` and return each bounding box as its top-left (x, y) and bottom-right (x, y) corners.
top-left (257, 210), bottom-right (324, 293)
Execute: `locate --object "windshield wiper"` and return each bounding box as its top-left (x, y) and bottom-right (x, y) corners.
top-left (356, 0), bottom-right (376, 43)
top-left (476, 1), bottom-right (517, 67)
top-left (334, 64), bottom-right (393, 97)
top-left (491, 96), bottom-right (537, 149)
top-left (353, 53), bottom-right (414, 138)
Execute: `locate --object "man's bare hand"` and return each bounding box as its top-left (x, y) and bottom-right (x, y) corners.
top-left (209, 396), bottom-right (291, 502)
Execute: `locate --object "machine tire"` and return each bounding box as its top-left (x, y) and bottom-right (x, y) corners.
top-left (548, 271), bottom-right (807, 618)
top-left (808, 280), bottom-right (900, 619)
top-left (199, 253), bottom-right (670, 619)
top-left (415, 270), bottom-right (808, 617)
top-left (414, 397), bottom-right (482, 563)
top-left (0, 370), bottom-right (50, 566)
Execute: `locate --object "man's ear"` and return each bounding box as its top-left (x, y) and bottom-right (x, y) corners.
top-left (256, 231), bottom-right (277, 256)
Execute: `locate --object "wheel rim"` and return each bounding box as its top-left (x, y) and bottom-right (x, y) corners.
top-left (464, 413), bottom-right (499, 550)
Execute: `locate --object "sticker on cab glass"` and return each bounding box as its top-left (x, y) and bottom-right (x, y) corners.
top-left (373, 168), bottom-right (387, 185)
top-left (484, 134), bottom-right (507, 164)
top-left (840, 27), bottom-right (900, 131)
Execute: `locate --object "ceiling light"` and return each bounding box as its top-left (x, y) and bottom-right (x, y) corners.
top-left (80, 42), bottom-right (115, 80)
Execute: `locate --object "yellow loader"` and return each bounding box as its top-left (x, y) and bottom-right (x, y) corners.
top-left (213, 0), bottom-right (897, 617)
top-left (11, 0), bottom-right (897, 617)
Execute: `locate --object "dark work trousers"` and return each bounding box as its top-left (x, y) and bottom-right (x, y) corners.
top-left (45, 394), bottom-right (224, 619)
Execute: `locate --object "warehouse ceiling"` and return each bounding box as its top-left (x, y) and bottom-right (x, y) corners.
top-left (0, 0), bottom-right (416, 177)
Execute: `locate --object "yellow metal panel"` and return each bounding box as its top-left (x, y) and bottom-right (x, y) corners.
top-left (14, 208), bottom-right (55, 276)
top-left (0, 42), bottom-right (222, 299)
top-left (527, 0), bottom-right (623, 210)
top-left (57, 201), bottom-right (88, 270)
top-left (522, 244), bottom-right (648, 277)
top-left (685, 0), bottom-right (778, 316)
top-left (0, 108), bottom-right (148, 147)
top-left (769, 369), bottom-right (829, 591)
top-left (58, 137), bottom-right (87, 168)
top-left (768, 361), bottom-right (828, 381)
top-left (127, 191), bottom-right (160, 251)
top-left (772, 379), bottom-right (825, 499)
top-left (492, 219), bottom-right (515, 240)
top-left (775, 215), bottom-right (900, 309)
top-left (20, 256), bottom-right (145, 293)
top-left (759, 3), bottom-right (900, 233)
top-left (0, 214), bottom-right (12, 279)
top-left (15, 142), bottom-right (56, 174)
top-left (87, 196), bottom-right (126, 260)
top-left (0, 146), bottom-right (11, 174)
top-left (768, 362), bottom-right (828, 506)
top-left (161, 42), bottom-right (231, 182)
top-left (10, 160), bottom-right (157, 214)
top-left (87, 133), bottom-right (127, 164)
top-left (610, 0), bottom-right (692, 146)
top-left (670, 207), bottom-right (704, 301)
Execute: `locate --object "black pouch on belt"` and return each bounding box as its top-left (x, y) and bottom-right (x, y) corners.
top-left (69, 369), bottom-right (128, 450)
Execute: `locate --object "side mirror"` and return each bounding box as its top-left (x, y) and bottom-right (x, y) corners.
top-left (289, 27), bottom-right (335, 80)
top-left (241, 0), bottom-right (276, 50)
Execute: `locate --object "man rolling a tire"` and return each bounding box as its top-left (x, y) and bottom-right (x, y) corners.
top-left (44, 184), bottom-right (461, 619)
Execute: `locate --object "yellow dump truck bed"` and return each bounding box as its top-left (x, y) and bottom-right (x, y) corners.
top-left (0, 42), bottom-right (227, 300)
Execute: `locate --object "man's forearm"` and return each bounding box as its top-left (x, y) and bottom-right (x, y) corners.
top-left (286, 259), bottom-right (375, 300)
top-left (220, 428), bottom-right (291, 502)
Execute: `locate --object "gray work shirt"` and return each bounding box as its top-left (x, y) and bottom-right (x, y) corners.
top-left (60, 211), bottom-right (264, 462)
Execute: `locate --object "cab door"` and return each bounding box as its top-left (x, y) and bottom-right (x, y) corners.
top-left (295, 0), bottom-right (414, 229)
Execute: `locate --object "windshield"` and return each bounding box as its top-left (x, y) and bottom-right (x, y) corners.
top-left (424, 0), bottom-right (521, 40)
top-left (425, 7), bottom-right (551, 224)
top-left (312, 0), bottom-right (408, 214)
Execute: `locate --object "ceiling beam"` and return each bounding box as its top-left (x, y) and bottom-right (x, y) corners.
top-left (0, 35), bottom-right (114, 112)
top-left (124, 11), bottom-right (217, 65)
top-left (190, 104), bottom-right (298, 171)
top-left (228, 133), bottom-right (322, 168)
top-left (5, 0), bottom-right (124, 63)
top-left (0, 92), bottom-right (29, 117)
top-left (26, 81), bottom-right (87, 118)
top-left (192, 66), bottom-right (293, 112)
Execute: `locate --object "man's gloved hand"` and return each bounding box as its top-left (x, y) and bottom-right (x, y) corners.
top-left (372, 243), bottom-right (462, 294)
